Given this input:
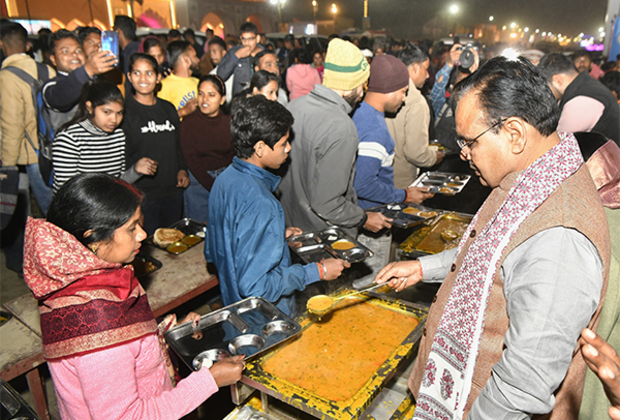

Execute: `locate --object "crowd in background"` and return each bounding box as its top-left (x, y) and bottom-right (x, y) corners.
top-left (1, 12), bottom-right (620, 420)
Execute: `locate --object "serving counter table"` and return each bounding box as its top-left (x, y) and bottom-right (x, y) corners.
top-left (0, 241), bottom-right (218, 419)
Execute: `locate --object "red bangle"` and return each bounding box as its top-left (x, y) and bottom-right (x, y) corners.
top-left (316, 262), bottom-right (324, 279)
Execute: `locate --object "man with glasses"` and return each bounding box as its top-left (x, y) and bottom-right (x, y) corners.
top-left (217, 22), bottom-right (263, 96)
top-left (375, 57), bottom-right (610, 419)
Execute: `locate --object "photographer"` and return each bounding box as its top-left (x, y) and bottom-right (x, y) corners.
top-left (432, 43), bottom-right (480, 151)
top-left (430, 42), bottom-right (479, 117)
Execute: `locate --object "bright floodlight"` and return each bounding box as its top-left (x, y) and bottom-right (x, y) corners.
top-left (601, 32), bottom-right (606, 37)
top-left (270, 0), bottom-right (277, 4)
top-left (489, 16), bottom-right (494, 21)
top-left (535, 29), bottom-right (539, 33)
top-left (524, 27), bottom-right (529, 32)
top-left (502, 25), bottom-right (507, 30)
top-left (501, 48), bottom-right (520, 61)
top-left (599, 27), bottom-right (604, 32)
top-left (510, 22), bottom-right (516, 29)
top-left (542, 31), bottom-right (546, 36)
top-left (331, 3), bottom-right (337, 13)
top-left (312, 0), bottom-right (317, 5)
top-left (449, 4), bottom-right (459, 14)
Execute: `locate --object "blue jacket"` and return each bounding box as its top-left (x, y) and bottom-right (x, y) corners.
top-left (353, 101), bottom-right (407, 209)
top-left (205, 157), bottom-right (320, 315)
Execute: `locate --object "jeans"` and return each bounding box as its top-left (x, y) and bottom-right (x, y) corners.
top-left (25, 163), bottom-right (53, 216)
top-left (183, 167), bottom-right (227, 223)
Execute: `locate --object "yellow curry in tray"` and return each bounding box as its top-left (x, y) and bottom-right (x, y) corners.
top-left (261, 301), bottom-right (419, 402)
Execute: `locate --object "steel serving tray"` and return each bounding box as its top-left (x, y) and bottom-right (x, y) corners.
top-left (399, 211), bottom-right (473, 256)
top-left (130, 252), bottom-right (162, 277)
top-left (410, 171), bottom-right (471, 195)
top-left (164, 297), bottom-right (302, 371)
top-left (288, 228), bottom-right (374, 264)
top-left (365, 203), bottom-right (442, 229)
top-left (146, 218), bottom-right (206, 254)
top-left (240, 295), bottom-right (428, 420)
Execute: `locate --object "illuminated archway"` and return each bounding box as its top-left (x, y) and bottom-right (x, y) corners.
top-left (50, 18), bottom-right (65, 32)
top-left (89, 19), bottom-right (108, 31)
top-left (66, 18), bottom-right (86, 31)
top-left (245, 15), bottom-right (263, 33)
top-left (200, 12), bottom-right (227, 38)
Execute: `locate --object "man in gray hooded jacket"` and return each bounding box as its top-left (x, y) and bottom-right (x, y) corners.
top-left (278, 38), bottom-right (391, 237)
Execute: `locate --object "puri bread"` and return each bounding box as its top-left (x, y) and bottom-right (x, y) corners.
top-left (153, 228), bottom-right (184, 247)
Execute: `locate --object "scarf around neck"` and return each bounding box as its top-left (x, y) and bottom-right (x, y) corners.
top-left (413, 132), bottom-right (583, 420)
top-left (23, 218), bottom-right (157, 360)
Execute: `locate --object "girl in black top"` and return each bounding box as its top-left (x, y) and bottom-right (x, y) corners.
top-left (123, 53), bottom-right (189, 235)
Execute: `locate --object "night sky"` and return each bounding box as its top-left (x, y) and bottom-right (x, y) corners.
top-left (280, 0), bottom-right (609, 40)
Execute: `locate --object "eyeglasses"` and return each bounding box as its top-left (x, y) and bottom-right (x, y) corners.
top-left (456, 118), bottom-right (507, 150)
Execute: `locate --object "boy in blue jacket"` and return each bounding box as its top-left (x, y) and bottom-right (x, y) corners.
top-left (205, 95), bottom-right (349, 315)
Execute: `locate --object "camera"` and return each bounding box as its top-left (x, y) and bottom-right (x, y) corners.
top-left (458, 43), bottom-right (476, 70)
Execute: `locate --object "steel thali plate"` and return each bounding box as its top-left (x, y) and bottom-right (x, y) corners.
top-left (164, 297), bottom-right (302, 371)
top-left (410, 171), bottom-right (471, 195)
top-left (146, 218), bottom-right (206, 254)
top-left (288, 228), bottom-right (374, 264)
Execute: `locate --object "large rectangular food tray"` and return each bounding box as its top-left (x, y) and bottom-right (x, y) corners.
top-left (365, 203), bottom-right (442, 229)
top-left (240, 296), bottom-right (428, 420)
top-left (399, 211), bottom-right (473, 256)
top-left (130, 252), bottom-right (162, 277)
top-left (410, 171), bottom-right (471, 195)
top-left (164, 297), bottom-right (302, 371)
top-left (146, 218), bottom-right (206, 255)
top-left (288, 228), bottom-right (373, 264)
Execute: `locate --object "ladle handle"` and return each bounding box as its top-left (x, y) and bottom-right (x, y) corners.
top-left (336, 282), bottom-right (384, 301)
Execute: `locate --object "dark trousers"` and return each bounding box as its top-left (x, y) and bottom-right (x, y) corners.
top-left (141, 190), bottom-right (184, 236)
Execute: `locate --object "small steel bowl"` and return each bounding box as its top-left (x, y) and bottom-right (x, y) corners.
top-left (261, 320), bottom-right (297, 338)
top-left (228, 334), bottom-right (265, 356)
top-left (192, 348), bottom-right (231, 370)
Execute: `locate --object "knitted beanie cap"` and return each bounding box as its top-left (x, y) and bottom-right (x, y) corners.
top-left (322, 38), bottom-right (370, 91)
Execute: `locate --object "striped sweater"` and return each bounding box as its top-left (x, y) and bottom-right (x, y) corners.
top-left (52, 119), bottom-right (127, 192)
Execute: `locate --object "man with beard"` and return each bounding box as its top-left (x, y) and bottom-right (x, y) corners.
top-left (158, 41), bottom-right (200, 119)
top-left (278, 38), bottom-right (392, 238)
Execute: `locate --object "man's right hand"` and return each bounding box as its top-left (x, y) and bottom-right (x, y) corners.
top-left (363, 211), bottom-right (393, 232)
top-left (448, 43), bottom-right (462, 68)
top-left (435, 150), bottom-right (446, 165)
top-left (235, 45), bottom-right (252, 59)
top-left (84, 51), bottom-right (118, 77)
top-left (405, 187), bottom-right (434, 204)
top-left (322, 258), bottom-right (351, 281)
top-left (375, 260), bottom-right (423, 292)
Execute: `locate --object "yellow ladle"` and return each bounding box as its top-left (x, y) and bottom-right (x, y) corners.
top-left (307, 283), bottom-right (384, 317)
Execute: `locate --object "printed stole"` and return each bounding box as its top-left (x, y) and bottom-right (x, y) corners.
top-left (413, 133), bottom-right (583, 420)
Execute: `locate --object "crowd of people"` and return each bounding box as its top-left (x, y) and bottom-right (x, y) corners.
top-left (1, 13), bottom-right (619, 420)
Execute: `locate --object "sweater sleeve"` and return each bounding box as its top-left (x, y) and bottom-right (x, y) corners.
top-left (216, 47), bottom-right (241, 81)
top-left (52, 131), bottom-right (80, 192)
top-left (42, 66), bottom-right (91, 112)
top-left (55, 336), bottom-right (219, 420)
top-left (173, 111), bottom-right (187, 172)
top-left (354, 129), bottom-right (407, 204)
